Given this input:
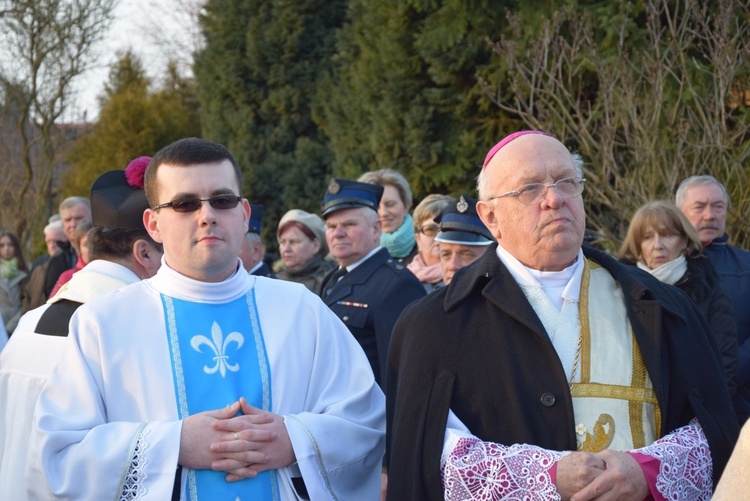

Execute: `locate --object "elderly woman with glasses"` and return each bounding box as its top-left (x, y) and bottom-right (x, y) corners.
top-left (406, 194), bottom-right (452, 292)
top-left (618, 200), bottom-right (738, 396)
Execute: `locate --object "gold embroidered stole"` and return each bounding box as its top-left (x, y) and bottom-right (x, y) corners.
top-left (571, 260), bottom-right (662, 452)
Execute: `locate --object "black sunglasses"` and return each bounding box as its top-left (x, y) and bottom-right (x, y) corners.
top-left (152, 195), bottom-right (242, 213)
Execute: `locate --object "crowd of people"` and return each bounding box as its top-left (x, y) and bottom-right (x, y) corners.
top-left (0, 132), bottom-right (747, 500)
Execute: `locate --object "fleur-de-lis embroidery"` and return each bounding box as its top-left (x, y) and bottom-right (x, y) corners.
top-left (190, 322), bottom-right (244, 377)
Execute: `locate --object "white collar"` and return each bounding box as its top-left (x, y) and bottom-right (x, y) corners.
top-left (496, 245), bottom-right (584, 304)
top-left (149, 258), bottom-right (252, 303)
top-left (49, 260), bottom-right (141, 305)
top-left (247, 260), bottom-right (264, 275)
top-left (345, 246), bottom-right (382, 272)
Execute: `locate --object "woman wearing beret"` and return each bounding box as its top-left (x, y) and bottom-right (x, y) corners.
top-left (275, 209), bottom-right (336, 292)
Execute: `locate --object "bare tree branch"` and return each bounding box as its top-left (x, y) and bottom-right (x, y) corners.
top-left (0, 0), bottom-right (116, 252)
top-left (480, 0), bottom-right (750, 251)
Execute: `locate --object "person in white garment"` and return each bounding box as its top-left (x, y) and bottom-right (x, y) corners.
top-left (29, 138), bottom-right (385, 500)
top-left (0, 316), bottom-right (6, 351)
top-left (386, 130), bottom-right (739, 500)
top-left (0, 156), bottom-right (163, 500)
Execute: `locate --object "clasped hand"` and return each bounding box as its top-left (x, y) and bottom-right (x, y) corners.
top-left (178, 397), bottom-right (295, 482)
top-left (556, 450), bottom-right (649, 501)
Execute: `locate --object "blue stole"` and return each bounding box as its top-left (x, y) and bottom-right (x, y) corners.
top-left (161, 289), bottom-right (279, 500)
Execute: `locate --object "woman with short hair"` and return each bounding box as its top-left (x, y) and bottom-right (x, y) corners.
top-left (619, 200), bottom-right (738, 395)
top-left (407, 194), bottom-right (452, 292)
top-left (358, 168), bottom-right (417, 263)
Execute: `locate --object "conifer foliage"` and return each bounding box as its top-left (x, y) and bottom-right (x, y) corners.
top-left (195, 0), bottom-right (347, 251)
top-left (64, 52), bottom-right (201, 199)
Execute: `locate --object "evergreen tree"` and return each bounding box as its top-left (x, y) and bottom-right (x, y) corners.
top-left (63, 52), bottom-right (201, 198)
top-left (196, 0), bottom-right (347, 252)
top-left (316, 0), bottom-right (521, 201)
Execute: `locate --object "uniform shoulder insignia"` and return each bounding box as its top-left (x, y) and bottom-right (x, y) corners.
top-left (385, 260), bottom-right (406, 271)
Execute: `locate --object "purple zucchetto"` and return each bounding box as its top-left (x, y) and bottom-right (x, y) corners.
top-left (482, 130), bottom-right (554, 169)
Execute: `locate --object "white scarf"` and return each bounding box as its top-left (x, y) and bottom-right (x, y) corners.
top-left (636, 255), bottom-right (687, 285)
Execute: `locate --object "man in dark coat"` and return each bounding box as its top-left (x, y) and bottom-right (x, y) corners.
top-left (387, 131), bottom-right (739, 500)
top-left (433, 194), bottom-right (494, 285)
top-left (239, 204), bottom-right (276, 278)
top-left (318, 178), bottom-right (425, 388)
top-left (43, 197), bottom-right (91, 298)
top-left (677, 175), bottom-right (750, 425)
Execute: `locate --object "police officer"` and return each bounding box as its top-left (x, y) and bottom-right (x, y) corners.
top-left (434, 194), bottom-right (494, 285)
top-left (318, 178), bottom-right (425, 387)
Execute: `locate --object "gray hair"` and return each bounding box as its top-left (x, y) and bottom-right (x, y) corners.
top-left (675, 175), bottom-right (728, 209)
top-left (59, 196), bottom-right (91, 213)
top-left (361, 206), bottom-right (381, 226)
top-left (476, 151), bottom-right (584, 200)
top-left (43, 220), bottom-right (64, 236)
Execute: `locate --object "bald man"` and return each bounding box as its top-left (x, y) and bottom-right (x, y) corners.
top-left (386, 131), bottom-right (738, 500)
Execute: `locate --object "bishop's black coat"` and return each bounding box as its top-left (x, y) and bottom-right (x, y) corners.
top-left (386, 244), bottom-right (739, 499)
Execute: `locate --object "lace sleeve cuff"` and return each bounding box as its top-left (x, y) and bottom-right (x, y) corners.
top-left (441, 432), bottom-right (568, 500)
top-left (629, 419), bottom-right (712, 501)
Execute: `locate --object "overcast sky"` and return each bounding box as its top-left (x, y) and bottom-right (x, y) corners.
top-left (68, 0), bottom-right (201, 122)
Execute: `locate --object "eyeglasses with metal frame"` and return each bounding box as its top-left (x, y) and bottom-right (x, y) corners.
top-left (152, 195), bottom-right (242, 213)
top-left (486, 177), bottom-right (586, 205)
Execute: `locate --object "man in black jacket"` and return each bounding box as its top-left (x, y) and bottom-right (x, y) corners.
top-left (677, 175), bottom-right (750, 425)
top-left (239, 204), bottom-right (276, 278)
top-left (43, 196), bottom-right (91, 298)
top-left (387, 131), bottom-right (738, 500)
top-left (318, 178), bottom-right (425, 388)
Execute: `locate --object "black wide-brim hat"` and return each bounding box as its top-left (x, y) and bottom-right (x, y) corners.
top-left (90, 170), bottom-right (149, 230)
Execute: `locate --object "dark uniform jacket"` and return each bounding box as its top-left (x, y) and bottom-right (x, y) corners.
top-left (251, 261), bottom-right (276, 279)
top-left (319, 247), bottom-right (425, 387)
top-left (704, 234), bottom-right (750, 423)
top-left (386, 244), bottom-right (739, 500)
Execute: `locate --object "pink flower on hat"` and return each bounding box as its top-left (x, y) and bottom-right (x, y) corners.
top-left (125, 156), bottom-right (151, 189)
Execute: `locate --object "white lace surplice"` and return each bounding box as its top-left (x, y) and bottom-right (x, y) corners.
top-left (441, 415), bottom-right (712, 500)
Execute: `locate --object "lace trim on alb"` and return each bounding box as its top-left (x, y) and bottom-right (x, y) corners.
top-left (118, 423), bottom-right (150, 501)
top-left (633, 419), bottom-right (712, 501)
top-left (442, 437), bottom-right (569, 500)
